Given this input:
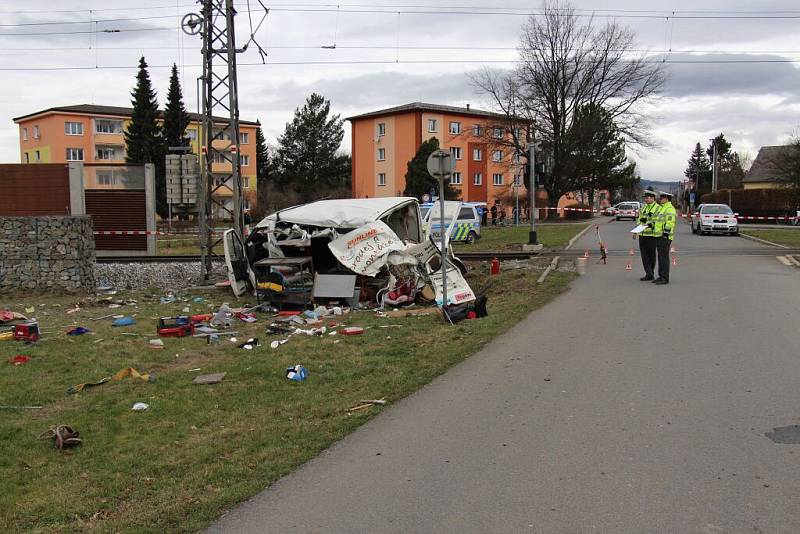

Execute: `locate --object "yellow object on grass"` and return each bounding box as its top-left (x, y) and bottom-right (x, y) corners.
top-left (67, 367), bottom-right (154, 395)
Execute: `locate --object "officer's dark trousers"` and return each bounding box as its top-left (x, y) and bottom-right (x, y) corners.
top-left (656, 236), bottom-right (672, 281)
top-left (639, 236), bottom-right (657, 278)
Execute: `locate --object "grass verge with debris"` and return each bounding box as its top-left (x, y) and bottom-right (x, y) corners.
top-left (0, 269), bottom-right (573, 533)
top-left (455, 223), bottom-right (589, 252)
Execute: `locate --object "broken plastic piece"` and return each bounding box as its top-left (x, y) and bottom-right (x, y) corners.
top-left (286, 365), bottom-right (308, 381)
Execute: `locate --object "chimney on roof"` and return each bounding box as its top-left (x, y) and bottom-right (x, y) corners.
top-left (466, 103), bottom-right (470, 110)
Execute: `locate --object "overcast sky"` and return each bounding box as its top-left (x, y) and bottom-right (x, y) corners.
top-left (2, 0), bottom-right (800, 182)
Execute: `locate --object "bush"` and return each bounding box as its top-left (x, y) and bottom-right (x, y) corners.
top-left (699, 188), bottom-right (798, 218)
top-left (563, 202), bottom-right (593, 219)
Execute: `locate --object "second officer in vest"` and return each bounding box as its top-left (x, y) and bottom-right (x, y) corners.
top-left (653, 191), bottom-right (677, 285)
top-left (637, 191), bottom-right (659, 281)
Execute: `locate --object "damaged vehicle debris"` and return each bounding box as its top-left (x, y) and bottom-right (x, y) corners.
top-left (223, 197), bottom-right (479, 316)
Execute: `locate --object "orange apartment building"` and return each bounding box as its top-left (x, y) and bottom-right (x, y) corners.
top-left (13, 104), bottom-right (259, 212)
top-left (348, 102), bottom-right (529, 204)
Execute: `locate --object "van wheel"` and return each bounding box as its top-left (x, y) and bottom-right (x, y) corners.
top-left (465, 231), bottom-right (478, 245)
top-left (615, 216), bottom-right (620, 221)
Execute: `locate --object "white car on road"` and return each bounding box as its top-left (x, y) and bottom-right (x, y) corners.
top-left (692, 203), bottom-right (739, 235)
top-left (615, 202), bottom-right (640, 221)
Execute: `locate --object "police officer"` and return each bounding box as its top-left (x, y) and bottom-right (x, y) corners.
top-left (653, 191), bottom-right (677, 285)
top-left (637, 191), bottom-right (659, 281)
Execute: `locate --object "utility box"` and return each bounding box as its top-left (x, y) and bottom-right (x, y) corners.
top-left (166, 154), bottom-right (199, 210)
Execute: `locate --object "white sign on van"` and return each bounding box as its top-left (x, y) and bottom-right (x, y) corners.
top-left (328, 221), bottom-right (405, 276)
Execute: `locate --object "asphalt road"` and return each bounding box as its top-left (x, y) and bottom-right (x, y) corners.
top-left (209, 219), bottom-right (800, 534)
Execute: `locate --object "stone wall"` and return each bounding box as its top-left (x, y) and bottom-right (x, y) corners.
top-left (0, 216), bottom-right (95, 293)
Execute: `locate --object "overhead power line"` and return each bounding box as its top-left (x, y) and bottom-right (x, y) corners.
top-left (1, 57), bottom-right (799, 72)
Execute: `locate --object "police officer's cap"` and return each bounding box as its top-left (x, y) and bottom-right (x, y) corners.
top-left (658, 191), bottom-right (673, 199)
top-left (643, 190), bottom-right (656, 198)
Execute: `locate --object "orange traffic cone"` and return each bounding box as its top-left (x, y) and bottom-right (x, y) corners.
top-left (628, 248), bottom-right (635, 256)
top-left (625, 260), bottom-right (632, 271)
top-left (584, 249), bottom-right (590, 258)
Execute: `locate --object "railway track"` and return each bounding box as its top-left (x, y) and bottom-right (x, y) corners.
top-left (96, 248), bottom-right (800, 264)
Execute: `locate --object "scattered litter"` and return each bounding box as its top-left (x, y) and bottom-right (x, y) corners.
top-left (286, 365), bottom-right (308, 381)
top-left (157, 316), bottom-right (194, 337)
top-left (211, 303), bottom-right (233, 327)
top-left (66, 326), bottom-right (90, 336)
top-left (0, 310), bottom-right (27, 323)
top-left (189, 368), bottom-right (202, 372)
top-left (192, 297), bottom-right (204, 303)
top-left (378, 324), bottom-right (402, 328)
top-left (237, 338), bottom-right (260, 350)
top-left (108, 303), bottom-right (122, 309)
top-left (0, 331), bottom-right (14, 341)
top-left (24, 307), bottom-right (35, 315)
top-left (160, 294), bottom-right (176, 304)
top-left (234, 312), bottom-right (257, 323)
top-left (132, 402), bottom-right (150, 412)
top-left (8, 355), bottom-right (30, 365)
top-left (93, 338), bottom-right (104, 344)
top-left (13, 323), bottom-right (40, 342)
top-left (148, 339), bottom-right (165, 349)
top-left (38, 425), bottom-right (82, 451)
top-left (340, 327), bottom-right (364, 336)
top-left (0, 405), bottom-right (42, 410)
top-left (193, 372), bottom-right (226, 385)
top-left (67, 367), bottom-right (155, 395)
top-left (112, 316), bottom-right (135, 327)
top-left (230, 337), bottom-right (238, 343)
top-left (381, 309), bottom-right (432, 318)
top-left (90, 313), bottom-right (115, 321)
top-left (270, 339), bottom-right (288, 349)
top-left (66, 306), bottom-right (81, 315)
top-left (348, 398), bottom-right (387, 412)
top-left (182, 306), bottom-right (190, 313)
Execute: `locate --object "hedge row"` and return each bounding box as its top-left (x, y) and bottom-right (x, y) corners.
top-left (699, 188), bottom-right (799, 217)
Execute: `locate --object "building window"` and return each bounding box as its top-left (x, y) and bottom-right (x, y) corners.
top-left (427, 119), bottom-right (437, 132)
top-left (449, 121), bottom-right (461, 134)
top-left (377, 148), bottom-right (386, 161)
top-left (512, 127), bottom-right (521, 139)
top-left (493, 173), bottom-right (503, 186)
top-left (23, 153), bottom-right (29, 163)
top-left (22, 127), bottom-right (27, 141)
top-left (187, 129), bottom-right (198, 140)
top-left (65, 122), bottom-right (83, 136)
top-left (243, 176), bottom-right (250, 188)
top-left (33, 126), bottom-right (40, 139)
top-left (243, 198), bottom-right (251, 211)
top-left (450, 146), bottom-right (462, 160)
top-left (34, 150), bottom-right (40, 162)
top-left (377, 123), bottom-right (386, 136)
top-left (492, 127), bottom-right (503, 139)
top-left (66, 148), bottom-right (83, 161)
top-left (240, 132), bottom-right (249, 144)
top-left (212, 151), bottom-right (229, 165)
top-left (95, 119), bottom-right (123, 134)
top-left (473, 172), bottom-right (482, 185)
top-left (513, 152), bottom-right (521, 164)
top-left (472, 148), bottom-right (482, 161)
top-left (96, 147), bottom-right (120, 160)
top-left (97, 171), bottom-right (115, 186)
top-left (473, 124), bottom-right (482, 136)
top-left (492, 150), bottom-right (503, 162)
top-left (514, 174), bottom-right (522, 186)
top-left (451, 172), bottom-right (462, 185)
top-left (240, 155), bottom-right (250, 166)
top-left (378, 172), bottom-right (387, 186)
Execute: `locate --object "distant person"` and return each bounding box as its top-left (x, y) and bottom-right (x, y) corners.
top-left (490, 202), bottom-right (498, 226)
top-left (637, 191), bottom-right (659, 281)
top-left (653, 191), bottom-right (677, 285)
top-left (480, 206), bottom-right (488, 226)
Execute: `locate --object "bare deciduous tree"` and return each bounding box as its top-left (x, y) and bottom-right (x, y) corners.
top-left (472, 0), bottom-right (665, 207)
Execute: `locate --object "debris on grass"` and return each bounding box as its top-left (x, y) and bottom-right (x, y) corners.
top-left (193, 372), bottom-right (226, 385)
top-left (38, 425), bottom-right (82, 451)
top-left (67, 367), bottom-right (155, 395)
top-left (66, 326), bottom-right (90, 336)
top-left (132, 402), bottom-right (150, 412)
top-left (286, 365), bottom-right (308, 381)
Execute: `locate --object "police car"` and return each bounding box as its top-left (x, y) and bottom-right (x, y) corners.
top-left (422, 201), bottom-right (482, 244)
